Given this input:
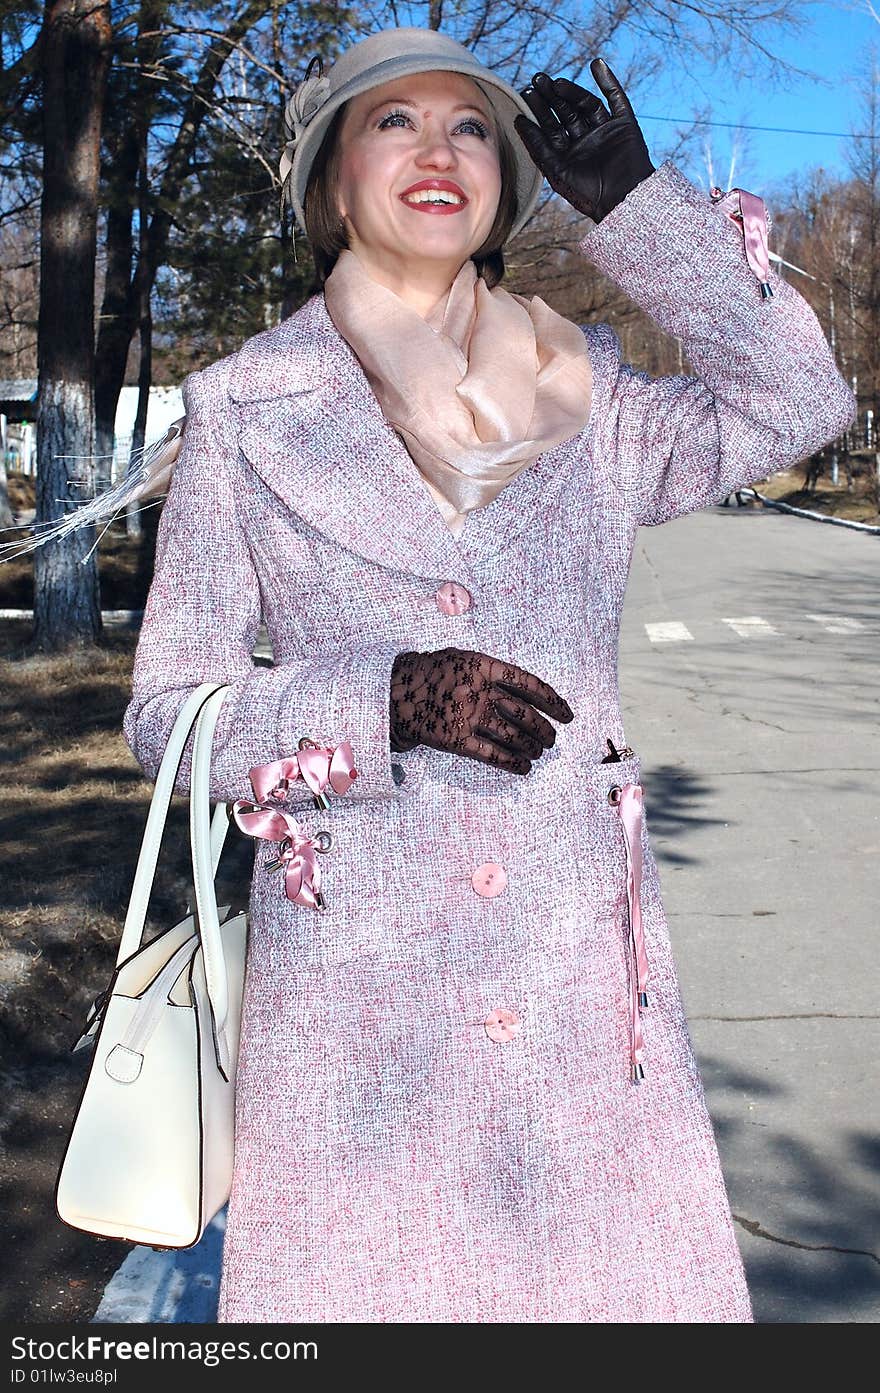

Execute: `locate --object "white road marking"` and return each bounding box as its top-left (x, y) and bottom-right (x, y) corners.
top-left (721, 616), bottom-right (779, 638)
top-left (645, 622), bottom-right (694, 643)
top-left (640, 615), bottom-right (867, 645)
top-left (805, 614), bottom-right (865, 634)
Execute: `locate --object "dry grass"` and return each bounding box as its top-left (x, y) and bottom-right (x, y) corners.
top-left (757, 465), bottom-right (880, 526)
top-left (0, 532), bottom-right (153, 612)
top-left (0, 633), bottom-right (154, 1319)
top-left (0, 634), bottom-right (149, 1038)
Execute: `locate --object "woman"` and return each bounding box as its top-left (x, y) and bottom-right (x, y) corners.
top-left (124, 26), bottom-right (854, 1322)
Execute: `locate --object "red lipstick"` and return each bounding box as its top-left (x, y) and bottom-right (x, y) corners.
top-left (399, 178), bottom-right (468, 213)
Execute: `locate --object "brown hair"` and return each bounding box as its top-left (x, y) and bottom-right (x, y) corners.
top-left (301, 99), bottom-right (520, 297)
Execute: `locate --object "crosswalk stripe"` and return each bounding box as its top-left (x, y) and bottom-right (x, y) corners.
top-left (637, 615), bottom-right (867, 645)
top-left (645, 622), bottom-right (694, 643)
top-left (722, 616), bottom-right (779, 638)
top-left (805, 614), bottom-right (865, 634)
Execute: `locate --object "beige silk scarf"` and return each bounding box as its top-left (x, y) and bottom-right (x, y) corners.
top-left (323, 249), bottom-right (593, 536)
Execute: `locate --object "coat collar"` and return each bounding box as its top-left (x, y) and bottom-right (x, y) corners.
top-left (227, 293), bottom-right (585, 582)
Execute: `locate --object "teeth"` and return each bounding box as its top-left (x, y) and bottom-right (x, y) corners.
top-left (403, 189), bottom-right (463, 205)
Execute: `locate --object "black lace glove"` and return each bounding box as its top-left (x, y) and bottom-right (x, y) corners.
top-left (389, 647), bottom-right (574, 776)
top-left (513, 59), bottom-right (655, 224)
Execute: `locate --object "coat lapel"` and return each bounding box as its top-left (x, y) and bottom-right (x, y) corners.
top-left (228, 292), bottom-right (587, 581)
top-left (228, 294), bottom-right (470, 582)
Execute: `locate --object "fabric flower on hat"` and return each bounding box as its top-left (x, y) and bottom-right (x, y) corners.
top-left (280, 69), bottom-right (331, 187)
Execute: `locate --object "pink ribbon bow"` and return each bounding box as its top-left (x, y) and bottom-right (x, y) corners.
top-left (230, 739), bottom-right (356, 911)
top-left (230, 801), bottom-right (325, 910)
top-left (610, 783), bottom-right (650, 1082)
top-left (248, 741), bottom-right (358, 805)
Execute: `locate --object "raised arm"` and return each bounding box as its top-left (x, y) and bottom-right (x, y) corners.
top-left (514, 60), bottom-right (854, 526)
top-left (578, 163), bottom-right (854, 525)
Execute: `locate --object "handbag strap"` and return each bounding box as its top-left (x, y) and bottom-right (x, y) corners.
top-left (190, 685), bottom-right (237, 1079)
top-left (116, 682), bottom-right (226, 967)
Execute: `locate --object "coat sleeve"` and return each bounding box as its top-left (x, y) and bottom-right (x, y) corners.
top-left (123, 362), bottom-right (415, 807)
top-left (577, 162), bottom-right (856, 527)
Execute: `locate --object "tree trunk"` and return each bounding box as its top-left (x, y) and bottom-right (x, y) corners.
top-left (94, 1), bottom-right (165, 474)
top-left (94, 126), bottom-right (139, 475)
top-left (34, 0), bottom-right (111, 649)
top-left (127, 134), bottom-right (153, 542)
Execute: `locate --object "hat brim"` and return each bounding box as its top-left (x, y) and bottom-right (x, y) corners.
top-left (287, 53), bottom-right (544, 244)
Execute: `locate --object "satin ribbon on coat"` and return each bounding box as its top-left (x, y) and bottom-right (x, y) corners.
top-left (230, 743), bottom-right (357, 910)
top-left (230, 801), bottom-right (326, 910)
top-left (610, 783), bottom-right (650, 1082)
top-left (249, 742), bottom-right (357, 805)
top-left (710, 186), bottom-right (774, 300)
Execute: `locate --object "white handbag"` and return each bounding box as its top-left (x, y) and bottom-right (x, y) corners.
top-left (55, 683), bottom-right (248, 1249)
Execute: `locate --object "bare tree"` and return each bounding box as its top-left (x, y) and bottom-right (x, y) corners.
top-left (773, 52), bottom-right (880, 430)
top-left (0, 213), bottom-right (39, 377)
top-left (33, 0), bottom-right (111, 648)
top-left (846, 53), bottom-right (880, 422)
top-left (93, 0), bottom-right (283, 463)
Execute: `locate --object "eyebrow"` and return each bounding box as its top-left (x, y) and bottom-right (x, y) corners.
top-left (364, 96), bottom-right (494, 125)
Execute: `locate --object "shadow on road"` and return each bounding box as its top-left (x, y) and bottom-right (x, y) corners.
top-left (698, 1052), bottom-right (880, 1324)
top-left (639, 763), bottom-right (722, 867)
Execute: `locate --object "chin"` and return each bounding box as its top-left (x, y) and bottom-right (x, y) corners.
top-left (396, 215), bottom-right (480, 243)
top-left (397, 237), bottom-right (473, 262)
top-left (410, 229), bottom-right (483, 255)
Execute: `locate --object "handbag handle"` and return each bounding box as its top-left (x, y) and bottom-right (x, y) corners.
top-left (190, 685), bottom-right (237, 1078)
top-left (117, 682), bottom-right (228, 968)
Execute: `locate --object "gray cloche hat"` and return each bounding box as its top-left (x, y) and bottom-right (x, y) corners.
top-left (279, 27), bottom-right (544, 242)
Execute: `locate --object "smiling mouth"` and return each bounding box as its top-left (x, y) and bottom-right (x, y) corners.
top-left (400, 189), bottom-right (468, 212)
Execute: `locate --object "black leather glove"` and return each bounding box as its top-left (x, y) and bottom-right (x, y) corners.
top-left (389, 647), bottom-right (574, 776)
top-left (514, 58), bottom-right (655, 223)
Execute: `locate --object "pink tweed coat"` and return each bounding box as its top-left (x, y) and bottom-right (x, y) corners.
top-left (124, 163), bottom-right (854, 1323)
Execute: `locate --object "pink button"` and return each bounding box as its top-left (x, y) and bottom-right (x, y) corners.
top-left (471, 862), bottom-right (507, 898)
top-left (484, 1008), bottom-right (521, 1043)
top-left (435, 581), bottom-right (472, 616)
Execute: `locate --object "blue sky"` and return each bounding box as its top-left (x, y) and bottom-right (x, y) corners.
top-left (608, 1), bottom-right (875, 196)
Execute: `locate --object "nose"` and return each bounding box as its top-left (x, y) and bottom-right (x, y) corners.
top-left (413, 117), bottom-right (457, 169)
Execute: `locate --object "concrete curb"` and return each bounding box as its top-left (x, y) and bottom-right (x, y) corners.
top-left (91, 1211), bottom-right (225, 1324)
top-left (0, 611), bottom-right (274, 660)
top-left (747, 489), bottom-right (880, 535)
top-left (0, 608), bottom-right (144, 624)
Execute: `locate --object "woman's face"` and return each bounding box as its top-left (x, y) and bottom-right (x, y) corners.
top-left (334, 70), bottom-right (503, 298)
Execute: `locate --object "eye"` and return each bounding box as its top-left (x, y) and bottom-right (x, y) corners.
top-left (377, 107), bottom-right (413, 129)
top-left (376, 108), bottom-right (490, 139)
top-left (457, 117), bottom-right (490, 139)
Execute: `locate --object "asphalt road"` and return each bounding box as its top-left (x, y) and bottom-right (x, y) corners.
top-left (94, 500), bottom-right (880, 1325)
top-left (619, 501), bottom-right (879, 1324)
